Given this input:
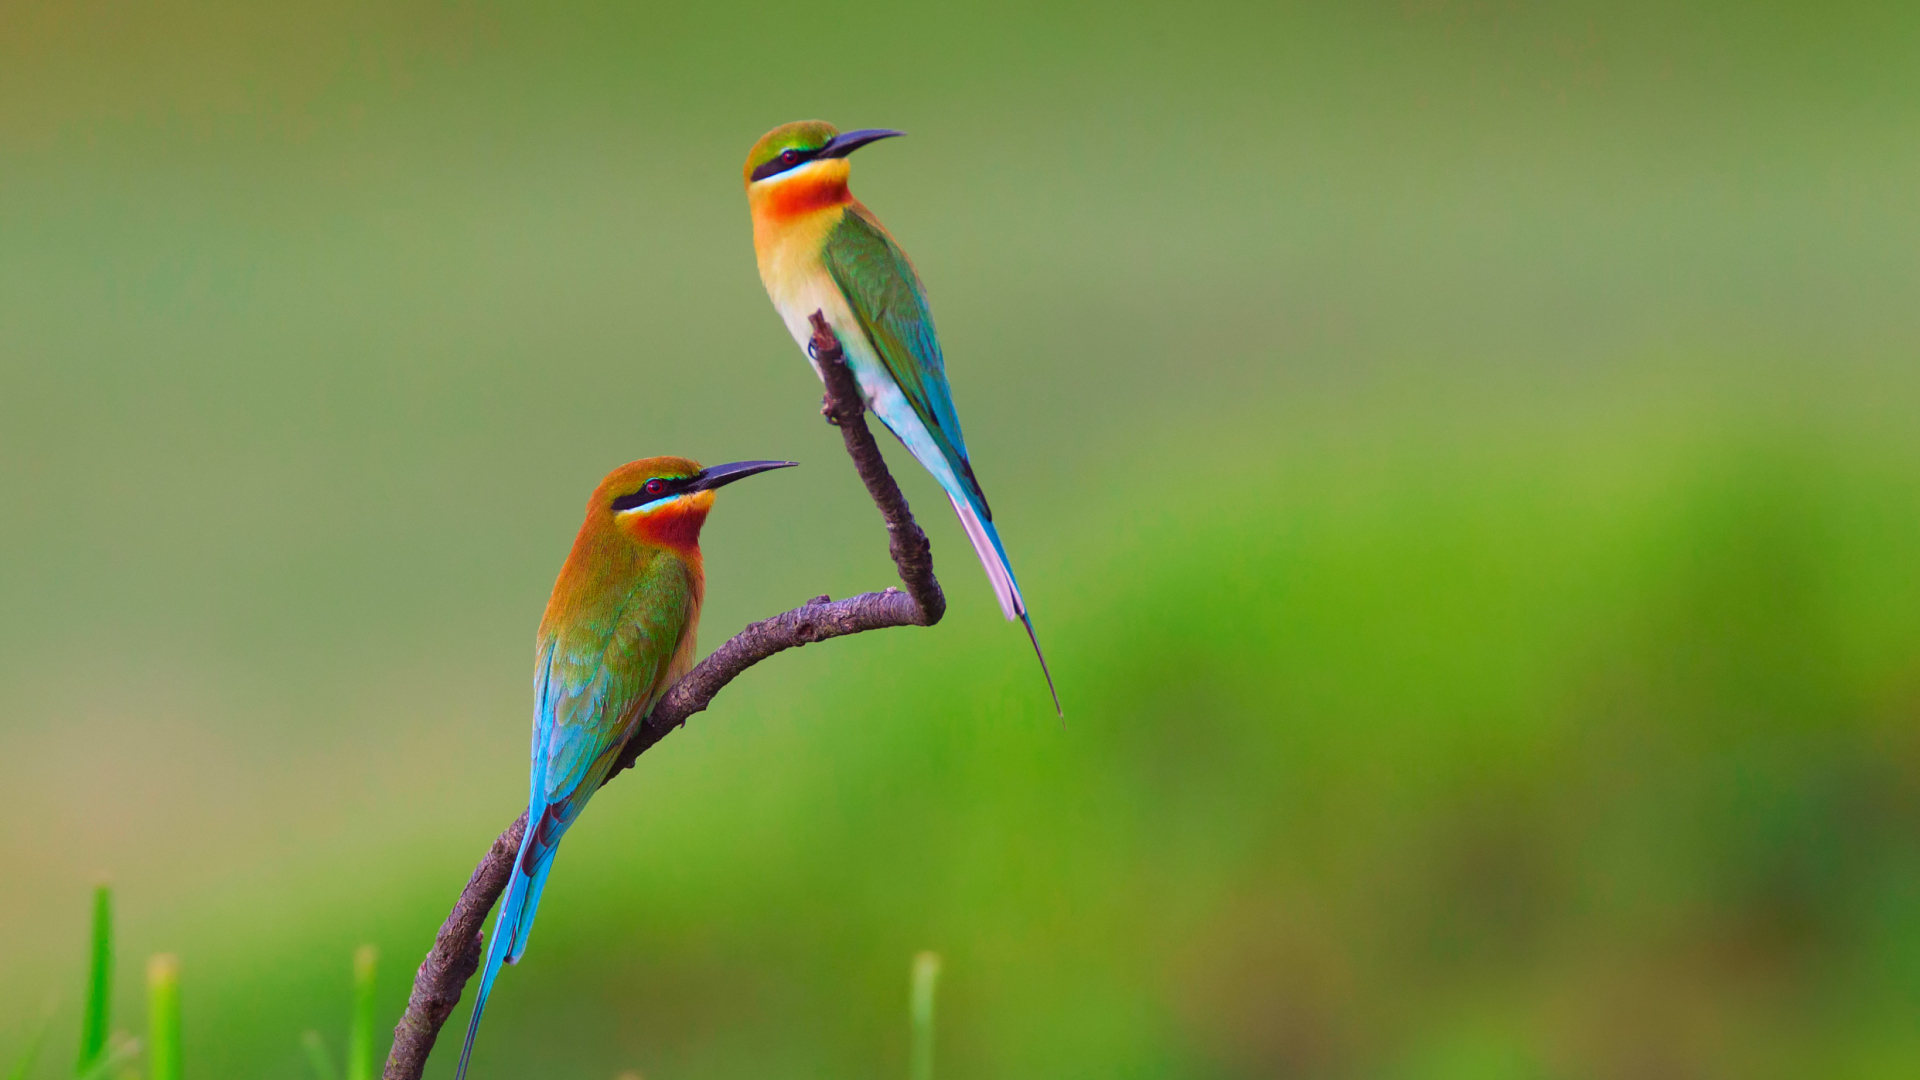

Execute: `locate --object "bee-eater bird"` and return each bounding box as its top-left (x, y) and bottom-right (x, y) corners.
top-left (743, 120), bottom-right (1059, 713)
top-left (455, 455), bottom-right (797, 1079)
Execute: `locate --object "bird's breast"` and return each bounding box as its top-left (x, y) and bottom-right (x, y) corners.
top-left (754, 210), bottom-right (862, 371)
top-left (753, 201), bottom-right (843, 289)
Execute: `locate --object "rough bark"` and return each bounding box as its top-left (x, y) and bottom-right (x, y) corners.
top-left (807, 311), bottom-right (946, 626)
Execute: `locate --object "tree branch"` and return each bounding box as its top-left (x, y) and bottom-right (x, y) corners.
top-left (806, 311), bottom-right (945, 625)
top-left (383, 314), bottom-right (942, 1079)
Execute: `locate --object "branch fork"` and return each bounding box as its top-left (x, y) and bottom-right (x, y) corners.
top-left (384, 314), bottom-right (943, 1078)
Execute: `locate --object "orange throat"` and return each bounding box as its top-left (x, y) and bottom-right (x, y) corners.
top-left (624, 492), bottom-right (714, 554)
top-left (750, 160), bottom-right (853, 249)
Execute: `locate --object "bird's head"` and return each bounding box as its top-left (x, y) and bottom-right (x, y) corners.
top-left (591, 456), bottom-right (796, 551)
top-left (743, 121), bottom-right (903, 198)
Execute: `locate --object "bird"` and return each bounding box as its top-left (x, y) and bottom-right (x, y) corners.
top-left (456, 455), bottom-right (797, 1079)
top-left (742, 120), bottom-right (1059, 714)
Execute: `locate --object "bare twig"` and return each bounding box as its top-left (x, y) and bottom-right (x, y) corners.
top-left (383, 315), bottom-right (942, 1079)
top-left (384, 817), bottom-right (523, 1072)
top-left (807, 311), bottom-right (945, 625)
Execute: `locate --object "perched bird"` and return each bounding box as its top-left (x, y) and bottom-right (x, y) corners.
top-left (456, 456), bottom-right (796, 1078)
top-left (743, 120), bottom-right (1059, 713)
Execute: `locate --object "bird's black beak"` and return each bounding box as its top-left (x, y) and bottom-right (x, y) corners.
top-left (690, 460), bottom-right (798, 492)
top-left (819, 129), bottom-right (905, 159)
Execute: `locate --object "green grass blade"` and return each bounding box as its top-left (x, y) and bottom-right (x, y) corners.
top-left (909, 952), bottom-right (940, 1080)
top-left (71, 1034), bottom-right (138, 1080)
top-left (345, 946), bottom-right (376, 1080)
top-left (6, 1000), bottom-right (58, 1080)
top-left (77, 886), bottom-right (112, 1076)
top-left (299, 1032), bottom-right (339, 1080)
top-left (146, 955), bottom-right (180, 1080)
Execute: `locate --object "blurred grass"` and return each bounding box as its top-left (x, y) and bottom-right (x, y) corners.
top-left (3, 1004), bottom-right (53, 1080)
top-left (2, 0), bottom-right (1919, 1077)
top-left (299, 949), bottom-right (376, 1080)
top-left (347, 947), bottom-right (376, 1080)
top-left (147, 956), bottom-right (180, 1080)
top-left (76, 889), bottom-right (110, 1078)
top-left (299, 1032), bottom-right (337, 1080)
top-left (911, 952), bottom-right (940, 1080)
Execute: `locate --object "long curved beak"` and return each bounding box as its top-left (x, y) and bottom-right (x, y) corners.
top-left (691, 460), bottom-right (798, 492)
top-left (819, 128), bottom-right (904, 159)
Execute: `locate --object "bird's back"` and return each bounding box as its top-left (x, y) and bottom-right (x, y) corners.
top-left (821, 203), bottom-right (978, 490)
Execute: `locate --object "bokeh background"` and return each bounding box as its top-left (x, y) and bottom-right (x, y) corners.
top-left (5, 1), bottom-right (1920, 1076)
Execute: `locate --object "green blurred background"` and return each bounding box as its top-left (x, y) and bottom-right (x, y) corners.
top-left (4, 0), bottom-right (1920, 1076)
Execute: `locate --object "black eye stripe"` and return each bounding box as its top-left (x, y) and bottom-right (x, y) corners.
top-left (610, 475), bottom-right (695, 512)
top-left (750, 145), bottom-right (823, 182)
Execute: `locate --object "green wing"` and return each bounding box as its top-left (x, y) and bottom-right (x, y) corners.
top-left (823, 207), bottom-right (987, 511)
top-left (537, 565), bottom-right (694, 809)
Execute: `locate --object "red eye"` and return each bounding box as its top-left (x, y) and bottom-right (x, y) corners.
top-left (644, 478), bottom-right (667, 496)
top-left (780, 149), bottom-right (799, 163)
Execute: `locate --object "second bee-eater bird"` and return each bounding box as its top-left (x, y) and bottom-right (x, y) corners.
top-left (743, 120), bottom-right (1059, 713)
top-left (456, 455), bottom-right (796, 1079)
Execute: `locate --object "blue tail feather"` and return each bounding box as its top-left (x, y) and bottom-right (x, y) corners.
top-left (1018, 610), bottom-right (1061, 717)
top-left (866, 386), bottom-right (1061, 712)
top-left (455, 811), bottom-right (562, 1079)
top-left (507, 852), bottom-right (557, 963)
top-left (949, 491), bottom-right (1062, 717)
